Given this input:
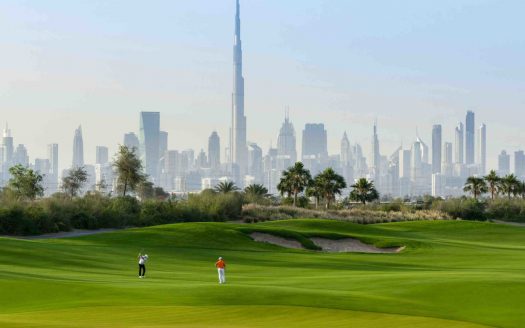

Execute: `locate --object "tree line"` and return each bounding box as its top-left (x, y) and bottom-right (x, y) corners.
top-left (464, 170), bottom-right (525, 200)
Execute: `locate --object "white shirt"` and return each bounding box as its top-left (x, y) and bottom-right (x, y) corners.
top-left (139, 256), bottom-right (148, 265)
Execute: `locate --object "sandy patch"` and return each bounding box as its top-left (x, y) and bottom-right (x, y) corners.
top-left (250, 232), bottom-right (305, 249)
top-left (311, 237), bottom-right (404, 253)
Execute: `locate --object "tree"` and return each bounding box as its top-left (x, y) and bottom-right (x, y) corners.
top-left (499, 174), bottom-right (519, 199)
top-left (113, 145), bottom-right (146, 197)
top-left (62, 166), bottom-right (88, 197)
top-left (7, 164), bottom-right (44, 200)
top-left (484, 170), bottom-right (500, 200)
top-left (244, 184), bottom-right (269, 204)
top-left (305, 181), bottom-right (322, 209)
top-left (277, 162), bottom-right (312, 207)
top-left (314, 168), bottom-right (347, 209)
top-left (463, 176), bottom-right (488, 199)
top-left (214, 181), bottom-right (239, 193)
top-left (349, 178), bottom-right (379, 205)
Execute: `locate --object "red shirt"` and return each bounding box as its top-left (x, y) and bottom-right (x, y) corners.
top-left (215, 259), bottom-right (226, 269)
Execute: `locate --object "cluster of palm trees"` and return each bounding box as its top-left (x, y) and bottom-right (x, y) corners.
top-left (464, 170), bottom-right (525, 200)
top-left (213, 181), bottom-right (270, 204)
top-left (276, 162), bottom-right (347, 208)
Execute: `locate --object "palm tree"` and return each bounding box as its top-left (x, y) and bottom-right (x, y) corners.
top-left (349, 178), bottom-right (379, 205)
top-left (314, 168), bottom-right (347, 209)
top-left (305, 181), bottom-right (322, 209)
top-left (484, 170), bottom-right (500, 200)
top-left (214, 181), bottom-right (239, 193)
top-left (244, 184), bottom-right (269, 204)
top-left (463, 176), bottom-right (488, 199)
top-left (499, 174), bottom-right (519, 199)
top-left (277, 162), bottom-right (312, 207)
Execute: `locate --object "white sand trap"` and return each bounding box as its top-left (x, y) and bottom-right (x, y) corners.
top-left (311, 237), bottom-right (405, 253)
top-left (250, 232), bottom-right (305, 249)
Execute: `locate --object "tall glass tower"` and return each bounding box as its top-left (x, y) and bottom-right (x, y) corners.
top-left (465, 111), bottom-right (475, 165)
top-left (139, 112), bottom-right (160, 181)
top-left (230, 0), bottom-right (248, 180)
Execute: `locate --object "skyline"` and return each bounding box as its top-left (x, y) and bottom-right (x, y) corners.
top-left (1, 1), bottom-right (525, 171)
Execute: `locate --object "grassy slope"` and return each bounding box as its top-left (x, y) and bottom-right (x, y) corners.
top-left (0, 219), bottom-right (524, 327)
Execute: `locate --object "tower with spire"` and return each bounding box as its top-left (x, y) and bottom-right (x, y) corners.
top-left (230, 0), bottom-right (248, 184)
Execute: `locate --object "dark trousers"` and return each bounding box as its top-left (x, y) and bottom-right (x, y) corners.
top-left (139, 264), bottom-right (146, 276)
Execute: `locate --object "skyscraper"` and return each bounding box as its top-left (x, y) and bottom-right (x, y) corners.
top-left (454, 122), bottom-right (464, 164)
top-left (371, 122), bottom-right (380, 179)
top-left (124, 132), bottom-right (140, 151)
top-left (47, 143), bottom-right (59, 179)
top-left (340, 132), bottom-right (351, 166)
top-left (2, 124), bottom-right (14, 165)
top-left (96, 146), bottom-right (109, 165)
top-left (230, 0), bottom-right (248, 177)
top-left (72, 126), bottom-right (84, 168)
top-left (432, 124), bottom-right (442, 174)
top-left (159, 131), bottom-right (168, 159)
top-left (465, 111), bottom-right (475, 165)
top-left (302, 124), bottom-right (328, 174)
top-left (139, 112), bottom-right (160, 181)
top-left (208, 131), bottom-right (221, 170)
top-left (498, 150), bottom-right (510, 176)
top-left (442, 142), bottom-right (453, 176)
top-left (478, 123), bottom-right (486, 175)
top-left (515, 151), bottom-right (525, 178)
top-left (276, 112), bottom-right (297, 170)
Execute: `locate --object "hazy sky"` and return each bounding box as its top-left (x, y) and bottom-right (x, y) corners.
top-left (1, 0), bottom-right (524, 172)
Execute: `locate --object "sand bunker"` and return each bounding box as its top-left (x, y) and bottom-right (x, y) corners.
top-left (311, 237), bottom-right (405, 253)
top-left (250, 232), bottom-right (404, 253)
top-left (250, 232), bottom-right (305, 249)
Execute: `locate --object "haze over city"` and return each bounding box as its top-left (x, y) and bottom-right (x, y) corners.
top-left (1, 0), bottom-right (525, 196)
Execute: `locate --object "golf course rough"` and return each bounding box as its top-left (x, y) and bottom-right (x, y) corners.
top-left (0, 219), bottom-right (523, 327)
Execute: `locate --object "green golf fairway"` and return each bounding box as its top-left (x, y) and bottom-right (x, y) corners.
top-left (0, 219), bottom-right (523, 327)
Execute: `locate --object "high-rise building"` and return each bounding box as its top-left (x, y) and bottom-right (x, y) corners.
top-left (454, 122), bottom-right (464, 164)
top-left (498, 150), bottom-right (510, 176)
top-left (159, 131), bottom-right (168, 159)
top-left (514, 151), bottom-right (525, 178)
top-left (432, 124), bottom-right (442, 174)
top-left (124, 132), bottom-right (140, 151)
top-left (248, 143), bottom-right (263, 183)
top-left (208, 131), bottom-right (221, 171)
top-left (2, 124), bottom-right (14, 165)
top-left (230, 0), bottom-right (248, 177)
top-left (478, 123), bottom-right (486, 175)
top-left (371, 122), bottom-right (380, 179)
top-left (96, 146), bottom-right (109, 165)
top-left (340, 132), bottom-right (353, 188)
top-left (47, 144), bottom-right (59, 178)
top-left (13, 144), bottom-right (29, 166)
top-left (442, 142), bottom-right (453, 176)
top-left (302, 123), bottom-right (327, 174)
top-left (465, 111), bottom-right (475, 165)
top-left (276, 113), bottom-right (297, 170)
top-left (139, 112), bottom-right (160, 181)
top-left (72, 126), bottom-right (84, 168)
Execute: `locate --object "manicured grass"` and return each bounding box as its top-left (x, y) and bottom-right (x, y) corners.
top-left (0, 219), bottom-right (524, 327)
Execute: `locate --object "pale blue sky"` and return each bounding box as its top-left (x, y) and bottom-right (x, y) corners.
top-left (0, 0), bottom-right (524, 170)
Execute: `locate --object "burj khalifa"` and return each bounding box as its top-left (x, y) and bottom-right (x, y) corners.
top-left (230, 0), bottom-right (248, 181)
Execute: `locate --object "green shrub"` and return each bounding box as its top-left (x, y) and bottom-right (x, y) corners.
top-left (486, 199), bottom-right (525, 222)
top-left (432, 198), bottom-right (486, 221)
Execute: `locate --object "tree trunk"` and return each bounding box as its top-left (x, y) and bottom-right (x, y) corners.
top-left (293, 190), bottom-right (298, 207)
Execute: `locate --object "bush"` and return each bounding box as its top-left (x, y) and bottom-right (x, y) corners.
top-left (0, 191), bottom-right (244, 236)
top-left (486, 199), bottom-right (525, 222)
top-left (432, 198), bottom-right (486, 221)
